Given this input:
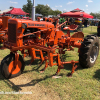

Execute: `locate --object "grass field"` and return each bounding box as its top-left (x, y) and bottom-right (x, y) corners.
top-left (0, 26), bottom-right (100, 100)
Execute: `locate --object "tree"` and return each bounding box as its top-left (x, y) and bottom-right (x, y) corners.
top-left (90, 12), bottom-right (100, 19)
top-left (22, 0), bottom-right (32, 17)
top-left (53, 10), bottom-right (62, 16)
top-left (22, 2), bottom-right (62, 17)
top-left (35, 4), bottom-right (62, 17)
top-left (36, 4), bottom-right (52, 16)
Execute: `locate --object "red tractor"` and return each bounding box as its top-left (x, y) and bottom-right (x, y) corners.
top-left (0, 18), bottom-right (99, 79)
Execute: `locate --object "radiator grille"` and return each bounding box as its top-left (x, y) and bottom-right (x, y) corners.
top-left (8, 23), bottom-right (16, 43)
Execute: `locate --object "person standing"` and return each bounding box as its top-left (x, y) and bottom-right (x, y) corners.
top-left (84, 18), bottom-right (88, 27)
top-left (59, 17), bottom-right (62, 24)
top-left (62, 17), bottom-right (65, 23)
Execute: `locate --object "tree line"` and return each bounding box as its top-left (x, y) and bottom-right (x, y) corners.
top-left (22, 0), bottom-right (62, 17)
top-left (22, 0), bottom-right (100, 19)
top-left (90, 12), bottom-right (100, 19)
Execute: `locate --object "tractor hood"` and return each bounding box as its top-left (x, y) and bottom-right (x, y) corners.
top-left (8, 18), bottom-right (55, 30)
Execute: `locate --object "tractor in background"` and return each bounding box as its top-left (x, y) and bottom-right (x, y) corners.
top-left (0, 16), bottom-right (12, 44)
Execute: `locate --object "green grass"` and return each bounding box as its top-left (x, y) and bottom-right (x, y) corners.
top-left (0, 26), bottom-right (100, 100)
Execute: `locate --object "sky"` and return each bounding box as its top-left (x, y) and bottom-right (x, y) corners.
top-left (0, 0), bottom-right (100, 14)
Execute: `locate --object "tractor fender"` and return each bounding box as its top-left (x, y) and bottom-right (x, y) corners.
top-left (70, 32), bottom-right (84, 41)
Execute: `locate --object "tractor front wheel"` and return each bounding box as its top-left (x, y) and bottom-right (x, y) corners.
top-left (79, 35), bottom-right (99, 68)
top-left (1, 53), bottom-right (25, 79)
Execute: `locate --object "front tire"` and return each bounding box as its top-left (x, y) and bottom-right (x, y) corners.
top-left (79, 35), bottom-right (99, 68)
top-left (1, 53), bottom-right (25, 79)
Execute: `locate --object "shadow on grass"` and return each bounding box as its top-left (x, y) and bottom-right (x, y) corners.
top-left (0, 64), bottom-right (85, 92)
top-left (24, 51), bottom-right (83, 75)
top-left (93, 69), bottom-right (100, 80)
top-left (23, 51), bottom-right (81, 74)
top-left (23, 53), bottom-right (72, 73)
top-left (0, 68), bottom-right (56, 91)
top-left (0, 71), bottom-right (22, 91)
top-left (23, 59), bottom-right (44, 73)
top-left (0, 53), bottom-right (84, 91)
top-left (61, 54), bottom-right (72, 61)
top-left (12, 75), bottom-right (54, 88)
top-left (25, 59), bottom-right (41, 66)
top-left (0, 64), bottom-right (82, 90)
top-left (7, 64), bottom-right (83, 89)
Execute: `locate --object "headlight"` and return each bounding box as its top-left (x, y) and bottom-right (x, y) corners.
top-left (22, 23), bottom-right (27, 29)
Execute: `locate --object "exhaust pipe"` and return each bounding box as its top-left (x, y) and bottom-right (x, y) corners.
top-left (32, 0), bottom-right (35, 21)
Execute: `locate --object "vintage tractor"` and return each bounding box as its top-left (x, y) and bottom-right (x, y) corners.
top-left (0, 18), bottom-right (2, 29)
top-left (43, 17), bottom-right (58, 26)
top-left (0, 18), bottom-right (3, 43)
top-left (0, 18), bottom-right (99, 79)
top-left (0, 16), bottom-right (12, 44)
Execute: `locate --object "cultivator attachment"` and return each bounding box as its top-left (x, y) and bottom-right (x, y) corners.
top-left (28, 46), bottom-right (79, 78)
top-left (29, 48), bottom-right (44, 65)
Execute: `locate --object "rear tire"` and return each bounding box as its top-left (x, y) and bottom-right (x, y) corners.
top-left (1, 53), bottom-right (25, 79)
top-left (97, 28), bottom-right (100, 36)
top-left (79, 35), bottom-right (99, 68)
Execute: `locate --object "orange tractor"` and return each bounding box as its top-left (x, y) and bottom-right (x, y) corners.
top-left (0, 16), bottom-right (12, 44)
top-left (0, 18), bottom-right (2, 28)
top-left (0, 17), bottom-right (3, 43)
top-left (0, 18), bottom-right (99, 79)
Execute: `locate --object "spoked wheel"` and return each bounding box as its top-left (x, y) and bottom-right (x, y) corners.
top-left (79, 35), bottom-right (99, 68)
top-left (1, 53), bottom-right (25, 79)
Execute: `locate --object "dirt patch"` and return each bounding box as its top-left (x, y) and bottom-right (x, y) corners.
top-left (9, 74), bottom-right (61, 100)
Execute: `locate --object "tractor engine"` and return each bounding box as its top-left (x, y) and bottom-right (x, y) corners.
top-left (7, 18), bottom-right (56, 47)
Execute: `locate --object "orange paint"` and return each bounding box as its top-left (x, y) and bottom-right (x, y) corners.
top-left (8, 60), bottom-right (22, 74)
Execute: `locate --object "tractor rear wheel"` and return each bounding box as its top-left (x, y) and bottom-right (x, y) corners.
top-left (79, 35), bottom-right (99, 68)
top-left (1, 53), bottom-right (25, 79)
